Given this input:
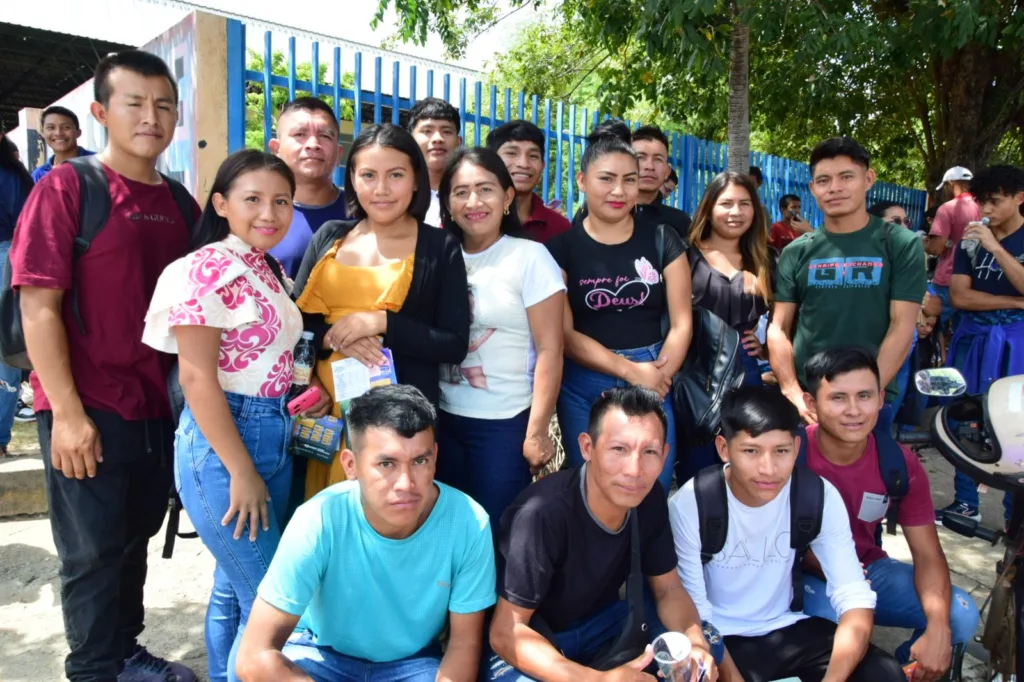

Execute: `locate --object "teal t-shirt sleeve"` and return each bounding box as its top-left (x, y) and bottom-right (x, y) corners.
top-left (773, 239), bottom-right (802, 303)
top-left (257, 499), bottom-right (329, 617)
top-left (449, 511), bottom-right (498, 615)
top-left (889, 228), bottom-right (928, 303)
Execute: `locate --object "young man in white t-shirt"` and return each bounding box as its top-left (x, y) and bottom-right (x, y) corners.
top-left (668, 385), bottom-right (904, 682)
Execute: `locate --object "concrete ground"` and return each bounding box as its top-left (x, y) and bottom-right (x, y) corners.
top-left (0, 443), bottom-right (1008, 681)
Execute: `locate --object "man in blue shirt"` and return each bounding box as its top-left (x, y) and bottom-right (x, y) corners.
top-left (268, 97), bottom-right (347, 278)
top-left (31, 106), bottom-right (95, 182)
top-left (235, 384), bottom-right (496, 682)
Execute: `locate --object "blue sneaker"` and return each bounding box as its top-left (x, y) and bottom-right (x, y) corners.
top-left (119, 646), bottom-right (196, 682)
top-left (935, 501), bottom-right (982, 524)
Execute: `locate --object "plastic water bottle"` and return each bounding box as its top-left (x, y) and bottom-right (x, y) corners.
top-left (289, 331), bottom-right (315, 399)
top-left (960, 217), bottom-right (989, 262)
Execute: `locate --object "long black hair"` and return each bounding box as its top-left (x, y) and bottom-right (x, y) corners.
top-left (343, 124), bottom-right (432, 223)
top-left (438, 147), bottom-right (525, 243)
top-left (0, 136), bottom-right (33, 195)
top-left (191, 149), bottom-right (296, 251)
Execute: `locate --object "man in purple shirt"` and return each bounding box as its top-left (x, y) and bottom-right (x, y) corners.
top-left (268, 97), bottom-right (347, 278)
top-left (487, 120), bottom-right (570, 243)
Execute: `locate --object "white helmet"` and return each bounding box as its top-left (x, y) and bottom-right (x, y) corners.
top-left (918, 369), bottom-right (1024, 492)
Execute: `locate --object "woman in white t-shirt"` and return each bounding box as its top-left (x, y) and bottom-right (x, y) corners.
top-left (435, 147), bottom-right (566, 529)
top-left (143, 150), bottom-right (303, 682)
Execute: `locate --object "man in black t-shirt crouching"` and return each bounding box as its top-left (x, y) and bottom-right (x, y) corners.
top-left (484, 387), bottom-right (722, 681)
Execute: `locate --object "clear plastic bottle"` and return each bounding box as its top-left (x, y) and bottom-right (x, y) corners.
top-left (960, 216), bottom-right (989, 263)
top-left (289, 331), bottom-right (315, 399)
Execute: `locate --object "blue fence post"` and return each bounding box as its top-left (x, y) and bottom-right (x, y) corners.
top-left (262, 31), bottom-right (273, 151)
top-left (474, 81), bottom-right (483, 147)
top-left (555, 101), bottom-right (564, 204)
top-left (489, 83), bottom-right (498, 131)
top-left (353, 52), bottom-right (363, 134)
top-left (331, 47), bottom-right (341, 120)
top-left (530, 95), bottom-right (538, 124)
top-left (287, 37), bottom-right (297, 100)
top-left (311, 42), bottom-right (320, 97)
top-left (459, 78), bottom-right (468, 136)
top-left (567, 104), bottom-right (577, 218)
top-left (226, 19), bottom-right (245, 153)
top-left (443, 74), bottom-right (451, 102)
top-left (373, 57), bottom-right (382, 124)
top-left (426, 69), bottom-right (434, 99)
top-left (542, 99), bottom-right (552, 201)
top-left (409, 65), bottom-right (417, 107)
top-left (518, 91), bottom-right (525, 120)
top-left (391, 61), bottom-right (400, 125)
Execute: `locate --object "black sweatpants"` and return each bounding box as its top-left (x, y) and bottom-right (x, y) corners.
top-left (39, 408), bottom-right (174, 682)
top-left (724, 617), bottom-right (905, 682)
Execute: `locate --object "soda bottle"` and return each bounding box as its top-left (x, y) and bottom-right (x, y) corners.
top-left (289, 331), bottom-right (315, 399)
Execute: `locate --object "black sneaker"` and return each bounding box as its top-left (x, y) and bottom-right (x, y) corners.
top-left (935, 501), bottom-right (982, 524)
top-left (13, 400), bottom-right (34, 423)
top-left (118, 646), bottom-right (196, 682)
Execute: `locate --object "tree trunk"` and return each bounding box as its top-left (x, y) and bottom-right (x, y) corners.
top-left (727, 2), bottom-right (750, 174)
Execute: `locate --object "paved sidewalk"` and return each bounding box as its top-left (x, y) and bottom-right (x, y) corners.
top-left (0, 447), bottom-right (1007, 681)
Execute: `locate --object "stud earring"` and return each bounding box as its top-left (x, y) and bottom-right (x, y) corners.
top-left (504, 205), bottom-right (510, 216)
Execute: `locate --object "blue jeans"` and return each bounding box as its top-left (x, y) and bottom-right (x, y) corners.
top-left (283, 631), bottom-right (441, 682)
top-left (675, 350), bottom-right (763, 486)
top-left (0, 241), bottom-right (21, 447)
top-left (559, 342), bottom-right (677, 492)
top-left (483, 594), bottom-right (724, 681)
top-left (802, 557), bottom-right (980, 663)
top-left (436, 408), bottom-right (532, 533)
top-left (175, 392), bottom-right (293, 682)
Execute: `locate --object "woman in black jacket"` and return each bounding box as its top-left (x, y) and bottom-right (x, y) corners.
top-left (291, 124), bottom-right (469, 497)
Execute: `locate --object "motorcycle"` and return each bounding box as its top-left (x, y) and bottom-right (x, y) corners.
top-left (916, 367), bottom-right (1024, 682)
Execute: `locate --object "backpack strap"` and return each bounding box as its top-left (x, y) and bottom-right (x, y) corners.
top-left (67, 156), bottom-right (112, 335)
top-left (874, 428), bottom-right (910, 536)
top-left (789, 465), bottom-right (825, 612)
top-left (654, 223), bottom-right (670, 338)
top-left (160, 173), bottom-right (198, 238)
top-left (694, 464), bottom-right (729, 564)
top-left (264, 253), bottom-right (286, 288)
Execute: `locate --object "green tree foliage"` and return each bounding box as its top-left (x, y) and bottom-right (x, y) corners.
top-left (377, 0), bottom-right (1024, 191)
top-left (245, 49), bottom-right (356, 150)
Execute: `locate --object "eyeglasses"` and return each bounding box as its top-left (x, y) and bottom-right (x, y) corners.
top-left (887, 216), bottom-right (912, 227)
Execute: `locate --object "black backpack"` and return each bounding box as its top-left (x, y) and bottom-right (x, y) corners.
top-left (694, 463), bottom-right (824, 612)
top-left (654, 223), bottom-right (746, 445)
top-left (0, 155), bottom-right (195, 369)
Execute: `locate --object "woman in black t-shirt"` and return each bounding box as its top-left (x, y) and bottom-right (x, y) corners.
top-left (676, 171), bottom-right (773, 484)
top-left (547, 135), bottom-right (692, 492)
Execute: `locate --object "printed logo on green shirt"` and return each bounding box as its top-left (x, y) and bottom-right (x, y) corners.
top-left (808, 257), bottom-right (884, 288)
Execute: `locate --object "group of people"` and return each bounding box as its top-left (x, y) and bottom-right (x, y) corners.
top-left (4, 44), bottom-right (1024, 682)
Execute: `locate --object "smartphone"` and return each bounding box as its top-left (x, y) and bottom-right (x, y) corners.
top-left (287, 386), bottom-right (322, 416)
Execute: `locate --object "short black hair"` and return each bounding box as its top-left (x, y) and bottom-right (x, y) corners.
top-left (867, 200), bottom-right (903, 218)
top-left (486, 120), bottom-right (544, 153)
top-left (94, 50), bottom-right (178, 107)
top-left (41, 106), bottom-right (80, 130)
top-left (439, 147), bottom-right (526, 243)
top-left (587, 386), bottom-right (667, 442)
top-left (278, 96), bottom-right (339, 132)
top-left (809, 137), bottom-right (871, 175)
top-left (779, 194), bottom-right (801, 212)
top-left (804, 346), bottom-right (881, 397)
top-left (346, 384), bottom-right (436, 450)
top-left (667, 167), bottom-right (678, 184)
top-left (970, 165), bottom-right (1024, 206)
top-left (587, 119), bottom-right (631, 145)
top-left (632, 125), bottom-right (669, 151)
top-left (407, 97), bottom-right (461, 134)
top-left (719, 385), bottom-right (802, 440)
top-left (748, 166), bottom-right (763, 184)
top-left (343, 123), bottom-right (432, 222)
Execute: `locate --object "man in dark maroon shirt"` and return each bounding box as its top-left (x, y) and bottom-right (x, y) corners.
top-left (11, 51), bottom-right (198, 682)
top-left (487, 120), bottom-right (571, 243)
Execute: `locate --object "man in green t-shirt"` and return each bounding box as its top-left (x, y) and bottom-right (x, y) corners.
top-left (768, 137), bottom-right (926, 432)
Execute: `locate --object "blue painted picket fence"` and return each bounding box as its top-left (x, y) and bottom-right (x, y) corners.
top-left (225, 19), bottom-right (927, 229)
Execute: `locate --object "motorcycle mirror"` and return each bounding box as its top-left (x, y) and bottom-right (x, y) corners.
top-left (914, 368), bottom-right (967, 398)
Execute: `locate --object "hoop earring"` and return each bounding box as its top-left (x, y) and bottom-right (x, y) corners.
top-left (504, 205), bottom-right (510, 216)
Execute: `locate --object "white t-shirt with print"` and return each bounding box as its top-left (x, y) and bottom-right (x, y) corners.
top-left (439, 235), bottom-right (565, 419)
top-left (426, 191), bottom-right (442, 228)
top-left (668, 467), bottom-right (876, 638)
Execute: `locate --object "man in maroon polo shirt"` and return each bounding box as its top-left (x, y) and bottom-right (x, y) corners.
top-left (11, 50), bottom-right (199, 682)
top-left (487, 120), bottom-right (571, 243)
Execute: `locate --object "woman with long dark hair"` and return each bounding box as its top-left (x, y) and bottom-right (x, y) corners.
top-left (548, 132), bottom-right (692, 492)
top-left (291, 123), bottom-right (469, 497)
top-left (143, 149), bottom-right (301, 682)
top-left (0, 134), bottom-right (33, 457)
top-left (676, 171), bottom-right (773, 484)
top-left (435, 147), bottom-right (565, 528)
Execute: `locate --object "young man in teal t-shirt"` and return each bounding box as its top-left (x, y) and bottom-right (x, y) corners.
top-left (768, 136), bottom-right (927, 433)
top-left (235, 385), bottom-right (496, 682)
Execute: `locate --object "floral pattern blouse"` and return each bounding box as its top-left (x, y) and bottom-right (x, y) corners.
top-left (143, 234), bottom-right (304, 398)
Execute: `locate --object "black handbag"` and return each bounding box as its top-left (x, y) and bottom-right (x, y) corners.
top-left (654, 225), bottom-right (745, 446)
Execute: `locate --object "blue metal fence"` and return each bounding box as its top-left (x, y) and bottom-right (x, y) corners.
top-left (225, 19), bottom-right (927, 229)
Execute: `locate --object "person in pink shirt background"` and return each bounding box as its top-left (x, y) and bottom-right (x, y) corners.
top-left (926, 166), bottom-right (979, 331)
top-left (797, 346), bottom-right (979, 682)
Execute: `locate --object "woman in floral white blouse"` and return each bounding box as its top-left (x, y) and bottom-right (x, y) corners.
top-left (143, 149), bottom-right (302, 682)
